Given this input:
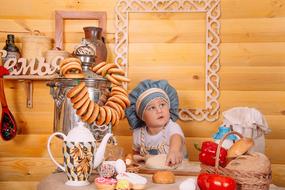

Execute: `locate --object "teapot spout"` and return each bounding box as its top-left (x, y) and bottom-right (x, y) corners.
top-left (93, 133), bottom-right (113, 169)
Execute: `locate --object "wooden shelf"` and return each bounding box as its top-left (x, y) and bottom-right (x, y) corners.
top-left (3, 74), bottom-right (59, 108)
top-left (3, 74), bottom-right (58, 80)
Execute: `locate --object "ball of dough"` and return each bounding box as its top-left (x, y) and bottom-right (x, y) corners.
top-left (152, 171), bottom-right (175, 184)
top-left (145, 154), bottom-right (178, 170)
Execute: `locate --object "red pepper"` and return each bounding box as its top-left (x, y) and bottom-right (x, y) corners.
top-left (198, 173), bottom-right (237, 190)
top-left (196, 141), bottom-right (227, 167)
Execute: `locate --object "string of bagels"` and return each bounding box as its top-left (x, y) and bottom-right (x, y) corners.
top-left (60, 57), bottom-right (131, 127)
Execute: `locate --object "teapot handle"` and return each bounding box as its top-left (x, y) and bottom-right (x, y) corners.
top-left (47, 132), bottom-right (66, 171)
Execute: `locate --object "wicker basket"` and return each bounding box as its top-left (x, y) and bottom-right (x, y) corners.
top-left (200, 131), bottom-right (272, 190)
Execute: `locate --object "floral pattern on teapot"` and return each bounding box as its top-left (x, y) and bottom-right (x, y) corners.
top-left (63, 141), bottom-right (95, 182)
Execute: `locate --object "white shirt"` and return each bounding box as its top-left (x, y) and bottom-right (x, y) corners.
top-left (132, 119), bottom-right (187, 157)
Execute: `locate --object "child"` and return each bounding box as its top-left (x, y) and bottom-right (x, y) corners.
top-left (125, 79), bottom-right (187, 166)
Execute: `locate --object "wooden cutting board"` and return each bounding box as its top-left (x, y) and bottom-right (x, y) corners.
top-left (138, 161), bottom-right (201, 176)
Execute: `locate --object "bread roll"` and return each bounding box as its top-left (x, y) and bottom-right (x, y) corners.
top-left (152, 171), bottom-right (175, 184)
top-left (227, 137), bottom-right (254, 158)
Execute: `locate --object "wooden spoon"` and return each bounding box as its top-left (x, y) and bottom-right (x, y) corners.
top-left (0, 54), bottom-right (17, 140)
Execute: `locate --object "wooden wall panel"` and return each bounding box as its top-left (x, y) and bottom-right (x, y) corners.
top-left (0, 0), bottom-right (285, 188)
top-left (1, 0), bottom-right (285, 19)
top-left (2, 17), bottom-right (285, 43)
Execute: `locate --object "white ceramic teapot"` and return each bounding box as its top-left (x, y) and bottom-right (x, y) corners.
top-left (47, 122), bottom-right (112, 186)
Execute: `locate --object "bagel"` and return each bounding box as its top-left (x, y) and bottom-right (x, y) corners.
top-left (108, 68), bottom-right (125, 76)
top-left (76, 99), bottom-right (91, 116)
top-left (61, 62), bottom-right (82, 75)
top-left (116, 103), bottom-right (125, 119)
top-left (103, 106), bottom-right (112, 125)
top-left (92, 61), bottom-right (106, 72)
top-left (105, 74), bottom-right (121, 86)
top-left (87, 103), bottom-right (100, 124)
top-left (64, 73), bottom-right (85, 79)
top-left (98, 94), bottom-right (108, 105)
top-left (113, 110), bottom-right (120, 127)
top-left (97, 100), bottom-right (105, 106)
top-left (111, 74), bottom-right (131, 83)
top-left (73, 93), bottom-right (89, 109)
top-left (67, 82), bottom-right (86, 98)
top-left (62, 64), bottom-right (82, 75)
top-left (70, 87), bottom-right (88, 103)
top-left (101, 63), bottom-right (117, 77)
top-left (108, 107), bottom-right (118, 126)
top-left (60, 60), bottom-right (80, 70)
top-left (111, 86), bottom-right (128, 96)
top-left (110, 91), bottom-right (128, 98)
top-left (105, 101), bottom-right (122, 120)
top-left (96, 63), bottom-right (116, 75)
top-left (60, 57), bottom-right (81, 67)
top-left (113, 94), bottom-right (130, 107)
top-left (108, 96), bottom-right (126, 109)
top-left (82, 101), bottom-right (95, 121)
top-left (106, 101), bottom-right (125, 119)
top-left (96, 106), bottom-right (106, 126)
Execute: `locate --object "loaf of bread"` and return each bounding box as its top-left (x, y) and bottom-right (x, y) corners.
top-left (227, 137), bottom-right (254, 158)
top-left (152, 171), bottom-right (175, 184)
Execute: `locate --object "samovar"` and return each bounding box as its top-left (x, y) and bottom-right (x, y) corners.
top-left (47, 77), bottom-right (112, 141)
top-left (47, 27), bottom-right (113, 142)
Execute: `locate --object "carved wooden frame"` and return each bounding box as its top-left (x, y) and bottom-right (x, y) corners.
top-left (55, 10), bottom-right (107, 50)
top-left (115, 0), bottom-right (221, 122)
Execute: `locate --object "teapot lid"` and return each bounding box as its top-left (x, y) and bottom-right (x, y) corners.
top-left (66, 122), bottom-right (95, 142)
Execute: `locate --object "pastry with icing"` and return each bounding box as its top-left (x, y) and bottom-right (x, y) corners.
top-left (94, 177), bottom-right (117, 190)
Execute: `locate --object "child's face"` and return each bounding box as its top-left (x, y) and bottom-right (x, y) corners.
top-left (142, 98), bottom-right (170, 128)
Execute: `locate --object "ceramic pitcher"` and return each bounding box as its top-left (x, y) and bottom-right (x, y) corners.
top-left (83, 26), bottom-right (107, 65)
top-left (47, 122), bottom-right (112, 186)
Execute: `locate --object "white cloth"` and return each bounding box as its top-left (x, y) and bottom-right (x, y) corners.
top-left (222, 107), bottom-right (271, 153)
top-left (132, 120), bottom-right (187, 156)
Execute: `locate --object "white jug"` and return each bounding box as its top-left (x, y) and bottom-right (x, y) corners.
top-left (47, 122), bottom-right (112, 186)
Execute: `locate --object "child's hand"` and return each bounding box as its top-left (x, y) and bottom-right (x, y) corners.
top-left (165, 149), bottom-right (183, 167)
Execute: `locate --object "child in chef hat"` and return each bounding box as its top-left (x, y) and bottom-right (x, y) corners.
top-left (125, 79), bottom-right (187, 166)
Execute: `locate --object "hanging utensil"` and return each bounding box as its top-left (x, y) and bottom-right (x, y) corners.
top-left (0, 52), bottom-right (17, 140)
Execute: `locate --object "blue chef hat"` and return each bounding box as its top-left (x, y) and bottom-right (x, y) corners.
top-left (125, 79), bottom-right (179, 129)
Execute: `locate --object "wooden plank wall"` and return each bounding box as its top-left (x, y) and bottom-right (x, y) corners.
top-left (0, 0), bottom-right (285, 189)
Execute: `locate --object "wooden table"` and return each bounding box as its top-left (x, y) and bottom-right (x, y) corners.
top-left (37, 172), bottom-right (195, 190)
top-left (37, 172), bottom-right (284, 190)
